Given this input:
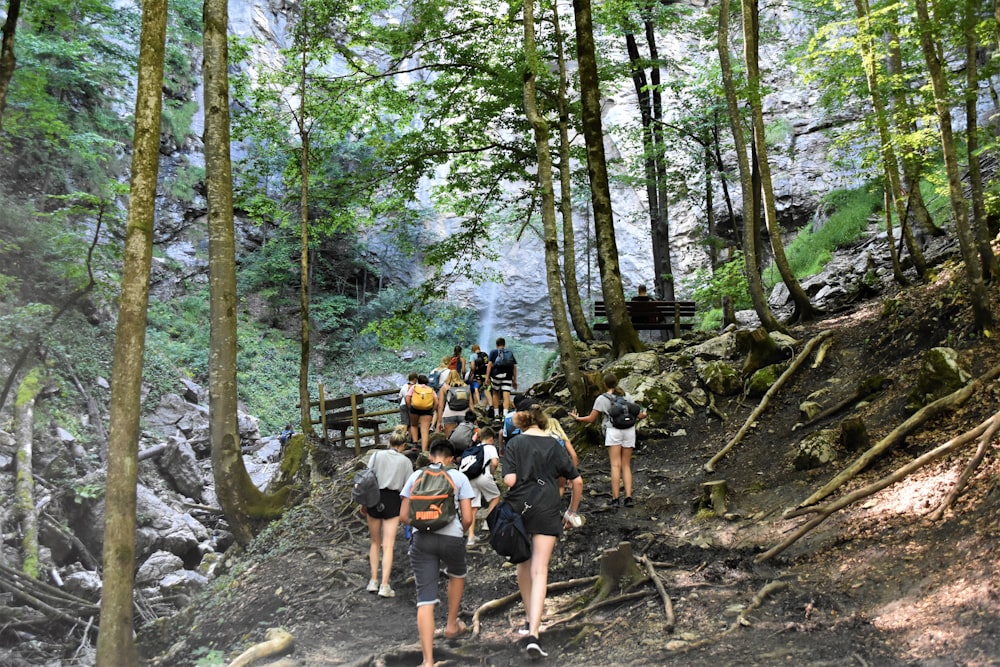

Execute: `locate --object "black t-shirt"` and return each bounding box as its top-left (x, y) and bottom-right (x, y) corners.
top-left (502, 433), bottom-right (579, 536)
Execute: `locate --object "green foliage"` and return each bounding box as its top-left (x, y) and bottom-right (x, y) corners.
top-left (72, 481), bottom-right (105, 504)
top-left (162, 100), bottom-right (199, 147)
top-left (763, 185), bottom-right (882, 286)
top-left (190, 647), bottom-right (226, 667)
top-left (683, 253), bottom-right (752, 315)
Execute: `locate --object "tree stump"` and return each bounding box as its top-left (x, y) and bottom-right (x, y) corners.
top-left (588, 541), bottom-right (643, 607)
top-left (701, 480), bottom-right (728, 516)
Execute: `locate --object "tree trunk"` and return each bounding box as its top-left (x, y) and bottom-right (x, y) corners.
top-left (297, 43), bottom-right (315, 436)
top-left (855, 0), bottom-right (928, 280)
top-left (552, 2), bottom-right (592, 342)
top-left (914, 0), bottom-right (993, 333)
top-left (0, 0), bottom-right (21, 129)
top-left (523, 0), bottom-right (587, 413)
top-left (14, 369), bottom-right (42, 579)
top-left (96, 2), bottom-right (167, 663)
top-left (742, 0), bottom-right (816, 323)
top-left (646, 17), bottom-right (674, 303)
top-left (573, 0), bottom-right (642, 357)
top-left (716, 0), bottom-right (784, 333)
top-left (204, 0), bottom-right (290, 548)
top-left (963, 0), bottom-right (998, 280)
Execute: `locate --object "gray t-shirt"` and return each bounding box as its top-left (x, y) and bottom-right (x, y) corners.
top-left (364, 449), bottom-right (414, 491)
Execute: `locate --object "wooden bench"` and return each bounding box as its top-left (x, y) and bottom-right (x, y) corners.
top-left (323, 395), bottom-right (386, 449)
top-left (593, 300), bottom-right (696, 338)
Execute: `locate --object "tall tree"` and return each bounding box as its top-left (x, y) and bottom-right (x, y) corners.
top-left (0, 0), bottom-right (21, 128)
top-left (573, 0), bottom-right (642, 356)
top-left (551, 1), bottom-right (593, 342)
top-left (740, 0), bottom-right (817, 323)
top-left (717, 0), bottom-right (784, 333)
top-left (204, 0), bottom-right (290, 547)
top-left (853, 0), bottom-right (928, 281)
top-left (13, 368), bottom-right (42, 579)
top-left (523, 0), bottom-right (587, 411)
top-left (913, 0), bottom-right (993, 333)
top-left (96, 0), bottom-right (167, 663)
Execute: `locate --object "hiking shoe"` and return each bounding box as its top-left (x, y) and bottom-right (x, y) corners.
top-left (525, 636), bottom-right (548, 659)
top-left (377, 583), bottom-right (395, 598)
top-left (624, 496), bottom-right (635, 508)
top-left (607, 497), bottom-right (620, 508)
top-left (467, 535), bottom-right (477, 547)
top-left (366, 579), bottom-right (378, 593)
top-left (517, 622), bottom-right (530, 636)
top-left (487, 406), bottom-right (495, 419)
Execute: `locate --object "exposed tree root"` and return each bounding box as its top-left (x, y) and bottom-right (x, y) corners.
top-left (759, 413), bottom-right (996, 562)
top-left (471, 576), bottom-right (598, 636)
top-left (226, 627), bottom-right (294, 667)
top-left (639, 555), bottom-right (674, 631)
top-left (795, 362), bottom-right (1000, 509)
top-left (706, 331), bottom-right (834, 472)
top-left (929, 408), bottom-right (1000, 521)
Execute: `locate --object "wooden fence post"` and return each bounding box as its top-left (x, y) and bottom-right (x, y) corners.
top-left (319, 383), bottom-right (328, 445)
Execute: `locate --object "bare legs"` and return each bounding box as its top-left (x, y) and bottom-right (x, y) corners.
top-left (607, 445), bottom-right (633, 500)
top-left (416, 575), bottom-right (465, 667)
top-left (516, 534), bottom-right (558, 637)
top-left (367, 515), bottom-right (399, 587)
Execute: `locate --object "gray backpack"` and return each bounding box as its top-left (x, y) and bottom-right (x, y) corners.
top-left (351, 452), bottom-right (380, 507)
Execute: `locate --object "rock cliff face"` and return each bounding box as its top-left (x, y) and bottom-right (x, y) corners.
top-left (158, 0), bottom-right (869, 343)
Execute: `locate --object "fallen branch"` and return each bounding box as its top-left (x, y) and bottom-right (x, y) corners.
top-left (929, 407), bottom-right (1000, 521)
top-left (706, 331), bottom-right (834, 472)
top-left (795, 362), bottom-right (1000, 509)
top-left (547, 589), bottom-right (652, 629)
top-left (639, 555), bottom-right (674, 631)
top-left (759, 414), bottom-right (994, 562)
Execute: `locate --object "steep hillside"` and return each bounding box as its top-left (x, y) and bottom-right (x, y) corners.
top-left (139, 247), bottom-right (1000, 667)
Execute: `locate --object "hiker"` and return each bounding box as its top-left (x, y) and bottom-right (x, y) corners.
top-left (399, 439), bottom-right (476, 667)
top-left (427, 356), bottom-right (450, 395)
top-left (407, 374), bottom-right (437, 453)
top-left (485, 337), bottom-right (517, 419)
top-left (465, 344), bottom-right (490, 407)
top-left (632, 284), bottom-right (652, 301)
top-left (361, 425), bottom-right (415, 598)
top-left (449, 344), bottom-right (467, 379)
top-left (571, 372), bottom-right (646, 508)
top-left (501, 405), bottom-right (583, 659)
top-left (278, 423), bottom-right (294, 447)
top-left (399, 373), bottom-right (417, 432)
top-left (436, 370), bottom-right (471, 438)
top-left (463, 426), bottom-right (500, 547)
top-left (516, 396), bottom-right (580, 498)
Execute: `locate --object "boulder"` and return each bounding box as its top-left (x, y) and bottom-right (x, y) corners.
top-left (136, 550), bottom-right (184, 585)
top-left (698, 360), bottom-right (742, 396)
top-left (793, 429), bottom-right (839, 470)
top-left (906, 347), bottom-right (970, 411)
top-left (156, 435), bottom-right (205, 500)
top-left (63, 570), bottom-right (103, 601)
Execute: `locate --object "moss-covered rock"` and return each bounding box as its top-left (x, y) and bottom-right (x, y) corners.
top-left (746, 362), bottom-right (787, 397)
top-left (793, 429), bottom-right (839, 470)
top-left (698, 360), bottom-right (742, 396)
top-left (906, 347), bottom-right (969, 412)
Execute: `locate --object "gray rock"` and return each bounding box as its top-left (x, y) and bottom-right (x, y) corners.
top-left (136, 550), bottom-right (184, 584)
top-left (63, 570), bottom-right (103, 601)
top-left (793, 429), bottom-right (839, 470)
top-left (157, 436), bottom-right (205, 500)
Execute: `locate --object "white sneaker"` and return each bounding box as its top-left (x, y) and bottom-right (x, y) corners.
top-left (467, 536), bottom-right (477, 547)
top-left (481, 520), bottom-right (490, 532)
top-left (378, 583), bottom-right (395, 598)
top-left (366, 579), bottom-right (378, 593)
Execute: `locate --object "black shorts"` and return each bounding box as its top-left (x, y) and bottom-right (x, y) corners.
top-left (368, 488), bottom-right (402, 519)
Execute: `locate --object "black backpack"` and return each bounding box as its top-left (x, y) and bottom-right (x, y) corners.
top-left (446, 385), bottom-right (470, 411)
top-left (474, 351), bottom-right (489, 376)
top-left (607, 394), bottom-right (641, 429)
top-left (458, 442), bottom-right (487, 479)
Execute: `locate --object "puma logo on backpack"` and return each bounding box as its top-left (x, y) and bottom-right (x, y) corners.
top-left (410, 384), bottom-right (435, 410)
top-left (408, 466), bottom-right (457, 531)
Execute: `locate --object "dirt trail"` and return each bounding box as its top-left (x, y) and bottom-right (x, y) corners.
top-left (143, 267), bottom-right (1000, 667)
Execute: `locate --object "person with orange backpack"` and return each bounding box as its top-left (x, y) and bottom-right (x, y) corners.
top-left (407, 374), bottom-right (438, 452)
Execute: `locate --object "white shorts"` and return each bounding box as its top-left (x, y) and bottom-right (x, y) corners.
top-left (468, 472), bottom-right (501, 507)
top-left (604, 426), bottom-right (636, 448)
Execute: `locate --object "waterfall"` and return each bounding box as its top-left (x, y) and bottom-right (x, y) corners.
top-left (478, 282), bottom-right (499, 349)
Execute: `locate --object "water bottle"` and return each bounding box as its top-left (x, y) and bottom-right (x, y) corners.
top-left (563, 510), bottom-right (584, 528)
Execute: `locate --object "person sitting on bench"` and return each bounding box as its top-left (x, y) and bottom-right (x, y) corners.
top-left (631, 284), bottom-right (657, 324)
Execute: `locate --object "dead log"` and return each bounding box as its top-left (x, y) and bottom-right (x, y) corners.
top-left (14, 369), bottom-right (43, 579)
top-left (795, 362), bottom-right (1000, 509)
top-left (759, 413), bottom-right (995, 562)
top-left (706, 331), bottom-right (834, 473)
